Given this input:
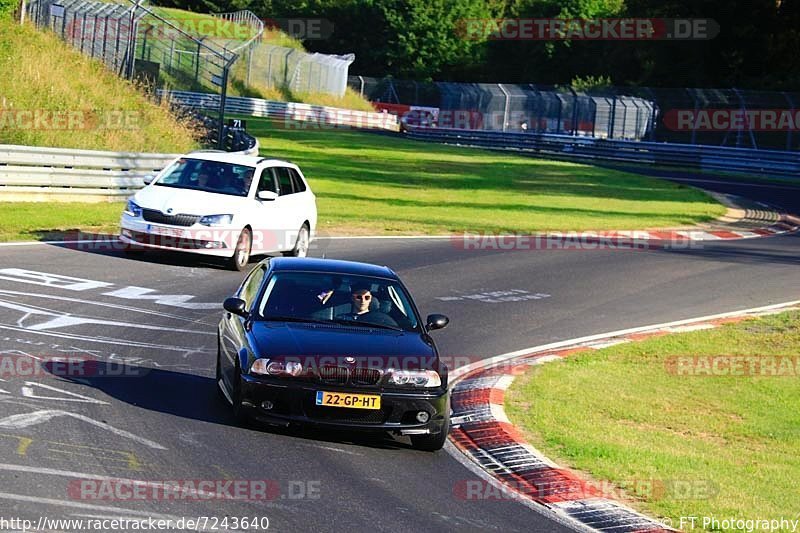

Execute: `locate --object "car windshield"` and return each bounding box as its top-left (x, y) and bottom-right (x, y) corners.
top-left (256, 272), bottom-right (420, 332)
top-left (154, 158), bottom-right (255, 197)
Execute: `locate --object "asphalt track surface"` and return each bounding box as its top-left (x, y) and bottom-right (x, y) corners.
top-left (0, 175), bottom-right (797, 533)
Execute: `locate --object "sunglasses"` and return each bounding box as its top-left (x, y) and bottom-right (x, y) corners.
top-left (352, 294), bottom-right (371, 300)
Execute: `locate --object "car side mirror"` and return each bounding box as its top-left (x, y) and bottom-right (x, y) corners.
top-left (142, 174), bottom-right (156, 185)
top-left (257, 190), bottom-right (278, 201)
top-left (223, 297), bottom-right (249, 318)
top-left (426, 314), bottom-right (449, 331)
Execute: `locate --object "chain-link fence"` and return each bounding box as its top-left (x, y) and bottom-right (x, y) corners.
top-left (24, 0), bottom-right (266, 146)
top-left (239, 43), bottom-right (354, 97)
top-left (351, 76), bottom-right (800, 150)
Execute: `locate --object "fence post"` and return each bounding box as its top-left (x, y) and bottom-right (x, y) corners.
top-left (569, 87), bottom-right (578, 136)
top-left (732, 88), bottom-right (757, 149)
top-left (125, 0), bottom-right (141, 80)
top-left (498, 83), bottom-right (510, 132)
top-left (218, 61), bottom-right (231, 149)
top-left (609, 95), bottom-right (617, 139)
top-left (194, 41), bottom-right (202, 84)
top-left (246, 45), bottom-right (253, 86)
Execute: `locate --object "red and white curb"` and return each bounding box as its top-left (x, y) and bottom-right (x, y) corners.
top-left (609, 213), bottom-right (800, 241)
top-left (446, 300), bottom-right (800, 533)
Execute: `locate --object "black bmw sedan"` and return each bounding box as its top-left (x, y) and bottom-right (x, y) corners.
top-left (216, 257), bottom-right (451, 451)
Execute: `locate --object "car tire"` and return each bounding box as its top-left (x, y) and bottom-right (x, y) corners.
top-left (228, 228), bottom-right (252, 271)
top-left (410, 415), bottom-right (450, 452)
top-left (283, 224), bottom-right (310, 258)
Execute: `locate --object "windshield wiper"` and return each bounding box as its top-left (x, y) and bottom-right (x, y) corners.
top-left (331, 318), bottom-right (402, 331)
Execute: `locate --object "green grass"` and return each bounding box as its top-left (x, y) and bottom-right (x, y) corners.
top-left (0, 120), bottom-right (726, 241)
top-left (248, 117), bottom-right (725, 234)
top-left (0, 19), bottom-right (199, 152)
top-left (506, 310), bottom-right (800, 529)
top-left (0, 202), bottom-right (123, 241)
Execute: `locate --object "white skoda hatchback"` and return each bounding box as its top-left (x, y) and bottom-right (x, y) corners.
top-left (119, 151), bottom-right (317, 270)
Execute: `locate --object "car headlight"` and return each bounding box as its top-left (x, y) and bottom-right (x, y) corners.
top-left (386, 369), bottom-right (441, 388)
top-left (250, 359), bottom-right (303, 377)
top-left (199, 214), bottom-right (233, 226)
top-left (124, 200), bottom-right (142, 217)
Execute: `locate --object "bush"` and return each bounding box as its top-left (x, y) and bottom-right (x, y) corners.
top-left (0, 0), bottom-right (17, 19)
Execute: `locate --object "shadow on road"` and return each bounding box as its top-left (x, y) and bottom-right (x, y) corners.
top-left (53, 361), bottom-right (416, 451)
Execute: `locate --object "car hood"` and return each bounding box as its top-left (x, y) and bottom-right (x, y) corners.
top-left (249, 322), bottom-right (439, 370)
top-left (134, 185), bottom-right (246, 216)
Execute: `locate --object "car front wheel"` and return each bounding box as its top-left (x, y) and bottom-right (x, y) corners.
top-left (283, 224), bottom-right (310, 258)
top-left (228, 228), bottom-right (252, 271)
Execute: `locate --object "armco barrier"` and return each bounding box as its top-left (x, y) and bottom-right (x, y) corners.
top-left (405, 127), bottom-right (800, 179)
top-left (0, 138), bottom-right (259, 202)
top-left (161, 90), bottom-right (399, 131)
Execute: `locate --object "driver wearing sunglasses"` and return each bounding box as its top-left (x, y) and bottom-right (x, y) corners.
top-left (335, 282), bottom-right (398, 328)
top-left (350, 286), bottom-right (373, 315)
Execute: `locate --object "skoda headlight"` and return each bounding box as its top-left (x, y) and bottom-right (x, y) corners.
top-left (124, 200), bottom-right (142, 217)
top-left (387, 369), bottom-right (441, 388)
top-left (199, 214), bottom-right (233, 226)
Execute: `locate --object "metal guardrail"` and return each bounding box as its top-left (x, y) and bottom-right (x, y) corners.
top-left (405, 128), bottom-right (800, 179)
top-left (161, 90), bottom-right (399, 131)
top-left (0, 137), bottom-right (259, 201)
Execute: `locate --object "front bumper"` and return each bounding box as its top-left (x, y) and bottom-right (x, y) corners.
top-left (119, 215), bottom-right (234, 257)
top-left (239, 375), bottom-right (450, 435)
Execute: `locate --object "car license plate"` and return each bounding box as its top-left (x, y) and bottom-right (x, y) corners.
top-left (148, 225), bottom-right (185, 238)
top-left (315, 391), bottom-right (380, 410)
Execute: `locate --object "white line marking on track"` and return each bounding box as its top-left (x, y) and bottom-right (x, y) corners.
top-left (0, 323), bottom-right (212, 355)
top-left (0, 290), bottom-right (199, 322)
top-left (102, 286), bottom-right (219, 310)
top-left (21, 382), bottom-right (109, 405)
top-left (0, 411), bottom-right (166, 449)
top-left (0, 299), bottom-right (212, 335)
